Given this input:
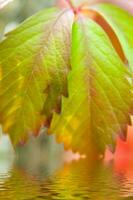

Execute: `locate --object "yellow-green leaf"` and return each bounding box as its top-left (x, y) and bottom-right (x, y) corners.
top-left (50, 16), bottom-right (132, 154)
top-left (0, 7), bottom-right (74, 144)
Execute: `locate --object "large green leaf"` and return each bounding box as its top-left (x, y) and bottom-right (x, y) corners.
top-left (0, 8), bottom-right (74, 144)
top-left (92, 3), bottom-right (133, 71)
top-left (50, 16), bottom-right (132, 154)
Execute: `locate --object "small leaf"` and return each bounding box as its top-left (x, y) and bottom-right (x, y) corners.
top-left (50, 16), bottom-right (132, 154)
top-left (93, 3), bottom-right (133, 71)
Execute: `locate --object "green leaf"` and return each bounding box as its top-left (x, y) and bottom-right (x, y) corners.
top-left (92, 3), bottom-right (133, 72)
top-left (0, 7), bottom-right (74, 144)
top-left (50, 16), bottom-right (132, 154)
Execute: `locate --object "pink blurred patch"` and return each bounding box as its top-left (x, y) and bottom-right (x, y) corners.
top-left (56, 0), bottom-right (70, 9)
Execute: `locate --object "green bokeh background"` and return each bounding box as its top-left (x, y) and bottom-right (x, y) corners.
top-left (0, 0), bottom-right (55, 38)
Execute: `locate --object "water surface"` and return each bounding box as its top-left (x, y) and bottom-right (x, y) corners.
top-left (0, 155), bottom-right (133, 200)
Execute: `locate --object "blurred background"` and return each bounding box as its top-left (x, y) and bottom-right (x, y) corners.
top-left (0, 0), bottom-right (55, 38)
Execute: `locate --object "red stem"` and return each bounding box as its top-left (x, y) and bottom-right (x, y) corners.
top-left (65, 0), bottom-right (82, 14)
top-left (65, 0), bottom-right (75, 10)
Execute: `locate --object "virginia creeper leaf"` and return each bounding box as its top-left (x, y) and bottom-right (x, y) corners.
top-left (0, 2), bottom-right (132, 155)
top-left (50, 16), bottom-right (132, 154)
top-left (0, 7), bottom-right (74, 144)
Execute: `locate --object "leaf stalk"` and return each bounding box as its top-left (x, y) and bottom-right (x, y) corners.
top-left (65, 0), bottom-right (81, 14)
top-left (65, 0), bottom-right (75, 9)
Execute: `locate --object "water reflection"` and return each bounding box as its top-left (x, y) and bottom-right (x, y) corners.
top-left (0, 158), bottom-right (124, 200)
top-left (0, 135), bottom-right (14, 189)
top-left (0, 135), bottom-right (133, 199)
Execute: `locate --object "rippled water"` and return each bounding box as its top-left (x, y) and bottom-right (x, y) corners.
top-left (0, 155), bottom-right (133, 200)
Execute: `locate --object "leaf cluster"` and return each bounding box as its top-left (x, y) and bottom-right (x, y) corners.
top-left (0, 1), bottom-right (133, 155)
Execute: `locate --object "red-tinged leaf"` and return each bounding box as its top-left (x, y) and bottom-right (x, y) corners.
top-left (0, 1), bottom-right (132, 156)
top-left (49, 16), bottom-right (132, 155)
top-left (0, 7), bottom-right (74, 144)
